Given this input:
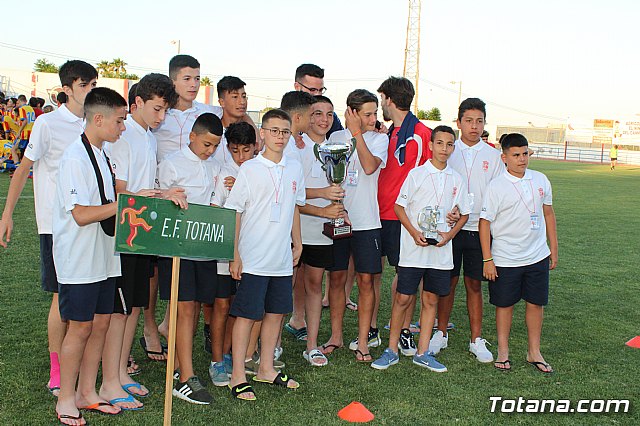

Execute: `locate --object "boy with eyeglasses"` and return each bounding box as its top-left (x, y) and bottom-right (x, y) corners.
top-left (294, 64), bottom-right (343, 138)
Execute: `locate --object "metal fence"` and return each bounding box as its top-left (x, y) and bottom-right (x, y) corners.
top-left (530, 143), bottom-right (640, 165)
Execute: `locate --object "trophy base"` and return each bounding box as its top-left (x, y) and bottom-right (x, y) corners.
top-left (425, 238), bottom-right (440, 246)
top-left (323, 222), bottom-right (352, 240)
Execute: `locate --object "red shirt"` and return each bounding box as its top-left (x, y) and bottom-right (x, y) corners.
top-left (33, 108), bottom-right (44, 118)
top-left (377, 121), bottom-right (432, 220)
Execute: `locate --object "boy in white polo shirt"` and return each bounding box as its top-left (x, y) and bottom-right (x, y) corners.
top-left (212, 76), bottom-right (252, 166)
top-left (157, 112), bottom-right (224, 405)
top-left (53, 87), bottom-right (138, 423)
top-left (297, 96), bottom-right (346, 367)
top-left (431, 98), bottom-right (503, 363)
top-left (0, 60), bottom-right (98, 397)
top-left (207, 121), bottom-right (257, 386)
top-left (326, 89), bottom-right (389, 362)
top-left (372, 126), bottom-right (469, 372)
top-left (226, 109), bottom-right (305, 401)
top-left (99, 73), bottom-right (184, 409)
top-left (479, 133), bottom-right (558, 373)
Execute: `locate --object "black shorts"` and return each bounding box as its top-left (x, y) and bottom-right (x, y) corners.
top-left (611, 158), bottom-right (617, 161)
top-left (451, 230), bottom-right (484, 281)
top-left (214, 274), bottom-right (238, 298)
top-left (58, 278), bottom-right (116, 322)
top-left (380, 220), bottom-right (401, 267)
top-left (230, 273), bottom-right (293, 320)
top-left (489, 257), bottom-right (550, 307)
top-left (300, 244), bottom-right (334, 269)
top-left (114, 254), bottom-right (151, 315)
top-left (158, 258), bottom-right (218, 304)
top-left (328, 229), bottom-right (382, 274)
top-left (39, 234), bottom-right (59, 293)
top-left (397, 267), bottom-right (451, 296)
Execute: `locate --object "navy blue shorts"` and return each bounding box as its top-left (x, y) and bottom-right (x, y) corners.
top-left (39, 234), bottom-right (59, 293)
top-left (215, 274), bottom-right (238, 299)
top-left (380, 220), bottom-right (401, 267)
top-left (489, 257), bottom-right (550, 307)
top-left (59, 278), bottom-right (116, 322)
top-left (301, 244), bottom-right (334, 269)
top-left (230, 273), bottom-right (293, 320)
top-left (328, 229), bottom-right (382, 274)
top-left (397, 267), bottom-right (451, 296)
top-left (158, 258), bottom-right (217, 304)
top-left (451, 230), bottom-right (484, 281)
top-left (114, 253), bottom-right (151, 315)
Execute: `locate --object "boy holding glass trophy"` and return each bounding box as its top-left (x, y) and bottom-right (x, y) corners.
top-left (372, 126), bottom-right (470, 372)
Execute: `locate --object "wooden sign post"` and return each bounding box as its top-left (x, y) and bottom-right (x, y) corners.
top-left (115, 195), bottom-right (235, 425)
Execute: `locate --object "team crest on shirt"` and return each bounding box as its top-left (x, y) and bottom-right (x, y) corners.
top-left (292, 181), bottom-right (297, 193)
top-left (482, 160), bottom-right (489, 171)
top-left (538, 187), bottom-right (544, 197)
top-left (452, 186), bottom-right (458, 197)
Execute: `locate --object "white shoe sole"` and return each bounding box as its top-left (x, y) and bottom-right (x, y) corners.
top-left (412, 359), bottom-right (447, 372)
top-left (371, 358), bottom-right (399, 370)
top-left (349, 337), bottom-right (381, 351)
top-left (398, 342), bottom-right (417, 356)
top-left (172, 389), bottom-right (211, 405)
top-left (469, 350), bottom-right (494, 363)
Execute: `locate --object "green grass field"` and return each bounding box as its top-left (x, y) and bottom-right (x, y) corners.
top-left (1, 159), bottom-right (639, 425)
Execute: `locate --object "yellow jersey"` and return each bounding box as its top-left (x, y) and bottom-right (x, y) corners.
top-left (18, 105), bottom-right (36, 140)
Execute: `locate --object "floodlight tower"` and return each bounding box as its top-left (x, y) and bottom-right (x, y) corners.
top-left (403, 0), bottom-right (422, 115)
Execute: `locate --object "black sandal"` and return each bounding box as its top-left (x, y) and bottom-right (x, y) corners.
top-left (229, 382), bottom-right (256, 401)
top-left (354, 349), bottom-right (373, 363)
top-left (253, 372), bottom-right (299, 389)
top-left (527, 360), bottom-right (553, 374)
top-left (494, 360), bottom-right (511, 371)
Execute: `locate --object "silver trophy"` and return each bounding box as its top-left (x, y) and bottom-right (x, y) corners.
top-left (417, 206), bottom-right (441, 246)
top-left (313, 138), bottom-right (356, 239)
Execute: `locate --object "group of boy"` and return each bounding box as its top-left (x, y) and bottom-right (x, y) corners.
top-left (0, 94), bottom-right (46, 164)
top-left (0, 54), bottom-right (558, 424)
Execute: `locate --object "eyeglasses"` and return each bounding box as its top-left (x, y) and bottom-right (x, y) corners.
top-left (263, 128), bottom-right (292, 137)
top-left (297, 81), bottom-right (327, 95)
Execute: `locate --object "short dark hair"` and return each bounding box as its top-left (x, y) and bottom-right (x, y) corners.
top-left (17, 95), bottom-right (27, 103)
top-left (128, 83), bottom-right (138, 111)
top-left (431, 125), bottom-right (456, 142)
top-left (84, 87), bottom-right (127, 119)
top-left (295, 64), bottom-right (324, 81)
top-left (169, 55), bottom-right (200, 80)
top-left (458, 98), bottom-right (486, 121)
top-left (28, 97), bottom-right (39, 108)
top-left (500, 133), bottom-right (529, 151)
top-left (225, 122), bottom-right (256, 146)
top-left (135, 73), bottom-right (177, 108)
top-left (59, 60), bottom-right (98, 88)
top-left (377, 76), bottom-right (414, 111)
top-left (57, 92), bottom-right (67, 104)
top-left (313, 95), bottom-right (333, 106)
top-left (217, 76), bottom-right (246, 98)
top-left (346, 89), bottom-right (378, 111)
top-left (37, 97), bottom-right (45, 108)
top-left (262, 108), bottom-right (291, 126)
top-left (481, 130), bottom-right (489, 138)
top-left (280, 91), bottom-right (315, 115)
top-left (191, 112), bottom-right (223, 136)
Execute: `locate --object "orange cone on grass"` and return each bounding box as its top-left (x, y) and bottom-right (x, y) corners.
top-left (626, 336), bottom-right (640, 348)
top-left (338, 401), bottom-right (375, 423)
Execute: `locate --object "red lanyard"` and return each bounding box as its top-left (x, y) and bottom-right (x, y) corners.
top-left (173, 112), bottom-right (192, 149)
top-left (460, 147), bottom-right (478, 193)
top-left (511, 180), bottom-right (535, 214)
top-left (267, 166), bottom-right (283, 204)
top-left (429, 172), bottom-right (448, 208)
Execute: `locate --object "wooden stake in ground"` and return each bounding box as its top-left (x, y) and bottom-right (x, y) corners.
top-left (163, 256), bottom-right (181, 426)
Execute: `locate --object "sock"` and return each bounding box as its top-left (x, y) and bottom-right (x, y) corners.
top-left (49, 352), bottom-right (60, 388)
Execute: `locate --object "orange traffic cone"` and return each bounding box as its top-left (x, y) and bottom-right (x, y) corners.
top-left (338, 401), bottom-right (375, 423)
top-left (626, 336), bottom-right (640, 349)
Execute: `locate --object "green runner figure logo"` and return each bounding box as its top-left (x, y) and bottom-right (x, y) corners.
top-left (120, 197), bottom-right (153, 247)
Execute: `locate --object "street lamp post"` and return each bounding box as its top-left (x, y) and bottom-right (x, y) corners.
top-left (170, 40), bottom-right (181, 54)
top-left (450, 80), bottom-right (462, 107)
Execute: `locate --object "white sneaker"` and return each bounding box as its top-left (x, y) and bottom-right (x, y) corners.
top-left (428, 330), bottom-right (448, 355)
top-left (469, 337), bottom-right (493, 363)
top-left (274, 346), bottom-right (283, 361)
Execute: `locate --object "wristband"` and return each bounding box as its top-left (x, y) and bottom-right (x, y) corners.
top-left (482, 258), bottom-right (493, 263)
top-left (351, 129), bottom-right (362, 138)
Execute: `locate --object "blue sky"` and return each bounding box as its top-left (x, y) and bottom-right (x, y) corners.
top-left (3, 0), bottom-right (638, 125)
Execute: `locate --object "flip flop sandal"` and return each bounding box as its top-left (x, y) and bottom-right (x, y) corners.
top-left (127, 357), bottom-right (141, 376)
top-left (229, 382), bottom-right (257, 401)
top-left (527, 360), bottom-right (554, 374)
top-left (283, 323), bottom-right (308, 341)
top-left (354, 349), bottom-right (373, 363)
top-left (321, 343), bottom-right (343, 355)
top-left (346, 301), bottom-right (358, 311)
top-left (122, 382), bottom-right (150, 398)
top-left (253, 372), bottom-right (299, 389)
top-left (139, 336), bottom-right (167, 361)
top-left (109, 394), bottom-right (144, 411)
top-left (303, 348), bottom-right (328, 367)
top-left (494, 360), bottom-right (511, 371)
top-left (57, 412), bottom-right (86, 425)
top-left (79, 401), bottom-right (121, 415)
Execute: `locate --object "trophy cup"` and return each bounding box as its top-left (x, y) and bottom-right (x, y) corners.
top-left (417, 206), bottom-right (441, 246)
top-left (313, 138), bottom-right (356, 239)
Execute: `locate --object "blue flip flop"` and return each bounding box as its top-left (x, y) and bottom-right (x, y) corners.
top-left (122, 382), bottom-right (150, 398)
top-left (109, 394), bottom-right (144, 411)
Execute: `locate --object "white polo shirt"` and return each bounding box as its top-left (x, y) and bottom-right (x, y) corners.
top-left (24, 104), bottom-right (85, 234)
top-left (53, 138), bottom-right (121, 284)
top-left (212, 160), bottom-right (241, 276)
top-left (212, 133), bottom-right (230, 165)
top-left (224, 153), bottom-right (306, 276)
top-left (328, 130), bottom-right (388, 231)
top-left (105, 115), bottom-right (157, 192)
top-left (284, 134), bottom-right (307, 164)
top-left (153, 102), bottom-right (223, 161)
top-left (447, 139), bottom-right (503, 231)
top-left (396, 160), bottom-right (470, 270)
top-left (299, 134), bottom-right (332, 246)
top-left (480, 169), bottom-right (552, 267)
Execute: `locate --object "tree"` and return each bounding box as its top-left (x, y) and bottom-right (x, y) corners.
top-left (34, 58), bottom-right (59, 73)
top-left (96, 59), bottom-right (138, 80)
top-left (200, 76), bottom-right (212, 86)
top-left (417, 107), bottom-right (442, 121)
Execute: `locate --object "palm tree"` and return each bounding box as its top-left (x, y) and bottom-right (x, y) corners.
top-left (96, 60), bottom-right (113, 77)
top-left (112, 58), bottom-right (127, 76)
top-left (34, 58), bottom-right (59, 73)
top-left (200, 76), bottom-right (212, 86)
